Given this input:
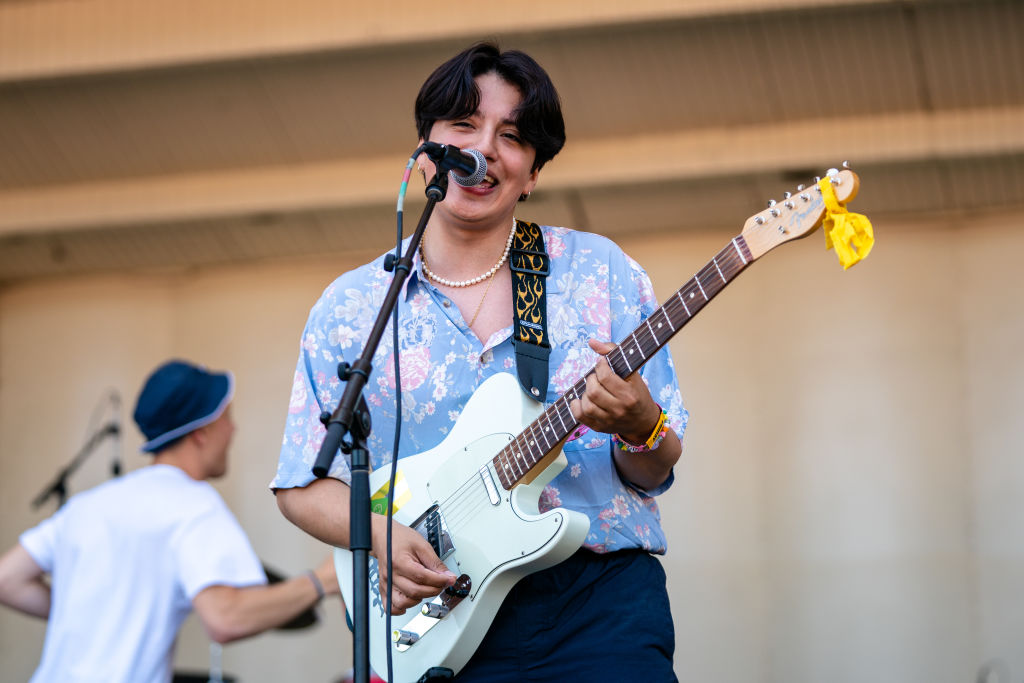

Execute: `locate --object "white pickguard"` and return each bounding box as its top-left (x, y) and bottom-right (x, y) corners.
top-left (335, 372), bottom-right (590, 683)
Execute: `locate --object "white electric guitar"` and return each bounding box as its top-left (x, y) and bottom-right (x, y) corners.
top-left (336, 169), bottom-right (862, 682)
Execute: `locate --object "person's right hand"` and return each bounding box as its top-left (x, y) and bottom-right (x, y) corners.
top-left (371, 517), bottom-right (456, 615)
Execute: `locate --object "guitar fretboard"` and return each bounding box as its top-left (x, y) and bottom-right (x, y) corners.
top-left (492, 235), bottom-right (754, 490)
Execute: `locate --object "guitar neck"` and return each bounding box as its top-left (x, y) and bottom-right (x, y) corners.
top-left (493, 235), bottom-right (755, 490)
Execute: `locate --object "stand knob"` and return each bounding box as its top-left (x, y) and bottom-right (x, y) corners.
top-left (337, 361), bottom-right (352, 381)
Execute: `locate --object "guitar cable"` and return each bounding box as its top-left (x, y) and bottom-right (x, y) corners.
top-left (381, 147), bottom-right (425, 682)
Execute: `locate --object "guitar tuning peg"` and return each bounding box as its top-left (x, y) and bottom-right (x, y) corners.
top-left (814, 176), bottom-right (821, 183)
top-left (770, 208), bottom-right (780, 217)
top-left (767, 199), bottom-right (777, 207)
top-left (784, 201), bottom-right (795, 209)
top-left (826, 168), bottom-right (839, 177)
top-left (783, 191), bottom-right (792, 199)
top-left (797, 184), bottom-right (805, 191)
top-left (842, 160), bottom-right (850, 169)
top-left (754, 216), bottom-right (765, 225)
top-left (800, 193), bottom-right (810, 202)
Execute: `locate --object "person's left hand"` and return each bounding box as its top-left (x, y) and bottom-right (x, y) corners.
top-left (568, 338), bottom-right (662, 444)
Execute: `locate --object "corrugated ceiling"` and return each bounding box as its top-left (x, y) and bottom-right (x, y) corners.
top-left (0, 0), bottom-right (1021, 283)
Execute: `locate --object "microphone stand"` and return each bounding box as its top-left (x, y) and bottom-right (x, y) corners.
top-left (312, 168), bottom-right (450, 683)
top-left (31, 423), bottom-right (119, 510)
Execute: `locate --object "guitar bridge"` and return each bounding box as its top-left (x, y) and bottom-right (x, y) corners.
top-left (410, 504), bottom-right (455, 560)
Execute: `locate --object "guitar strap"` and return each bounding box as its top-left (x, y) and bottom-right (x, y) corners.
top-left (510, 218), bottom-right (550, 403)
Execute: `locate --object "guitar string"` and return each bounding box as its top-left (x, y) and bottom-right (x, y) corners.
top-left (438, 312), bottom-right (729, 540)
top-left (488, 242), bottom-right (748, 489)
top-left (433, 389), bottom-right (584, 538)
top-left (446, 227), bottom-right (779, 524)
top-left (471, 306), bottom-right (682, 504)
top-left (384, 243), bottom-right (758, 579)
top-left (489, 243), bottom-right (748, 486)
top-left (426, 240), bottom-right (753, 539)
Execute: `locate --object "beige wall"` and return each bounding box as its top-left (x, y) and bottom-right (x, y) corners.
top-left (2, 210), bottom-right (1022, 682)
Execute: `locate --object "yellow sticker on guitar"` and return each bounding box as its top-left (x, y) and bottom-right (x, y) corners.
top-left (370, 471), bottom-right (411, 516)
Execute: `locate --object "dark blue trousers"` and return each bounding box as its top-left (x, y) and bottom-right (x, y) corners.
top-left (454, 548), bottom-right (677, 682)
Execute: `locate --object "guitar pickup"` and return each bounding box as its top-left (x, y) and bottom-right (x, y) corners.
top-left (410, 504), bottom-right (455, 560)
top-left (479, 466), bottom-right (500, 505)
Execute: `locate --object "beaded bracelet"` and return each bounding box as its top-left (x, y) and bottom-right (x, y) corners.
top-left (305, 569), bottom-right (325, 602)
top-left (613, 406), bottom-right (669, 453)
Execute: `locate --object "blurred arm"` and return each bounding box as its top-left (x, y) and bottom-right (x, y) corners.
top-left (191, 554), bottom-right (339, 644)
top-left (0, 543), bottom-right (50, 618)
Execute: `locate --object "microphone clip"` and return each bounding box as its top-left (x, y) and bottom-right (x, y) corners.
top-left (420, 142), bottom-right (486, 187)
top-left (421, 141), bottom-right (463, 172)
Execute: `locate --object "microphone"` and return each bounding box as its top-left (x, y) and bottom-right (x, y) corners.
top-left (421, 142), bottom-right (487, 187)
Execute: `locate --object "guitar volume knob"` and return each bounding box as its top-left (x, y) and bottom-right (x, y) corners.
top-left (421, 602), bottom-right (451, 619)
top-left (393, 629), bottom-right (420, 646)
top-left (445, 584), bottom-right (470, 599)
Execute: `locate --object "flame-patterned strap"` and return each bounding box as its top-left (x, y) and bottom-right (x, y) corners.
top-left (510, 218), bottom-right (551, 402)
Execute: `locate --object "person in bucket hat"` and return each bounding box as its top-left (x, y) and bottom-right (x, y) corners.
top-left (0, 359), bottom-right (340, 683)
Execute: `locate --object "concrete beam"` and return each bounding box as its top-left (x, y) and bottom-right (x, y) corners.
top-left (3, 106), bottom-right (1019, 236)
top-left (0, 0), bottom-right (883, 82)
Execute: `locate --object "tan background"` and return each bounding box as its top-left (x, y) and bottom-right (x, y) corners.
top-left (2, 1), bottom-right (1022, 682)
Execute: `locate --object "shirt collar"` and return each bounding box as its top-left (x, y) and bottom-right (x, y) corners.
top-left (402, 248), bottom-right (425, 300)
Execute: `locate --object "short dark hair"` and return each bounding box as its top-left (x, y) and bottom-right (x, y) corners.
top-left (415, 43), bottom-right (566, 172)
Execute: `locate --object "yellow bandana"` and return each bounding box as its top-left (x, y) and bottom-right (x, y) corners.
top-left (820, 176), bottom-right (875, 269)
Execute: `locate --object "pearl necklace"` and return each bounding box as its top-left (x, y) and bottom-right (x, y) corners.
top-left (420, 218), bottom-right (517, 288)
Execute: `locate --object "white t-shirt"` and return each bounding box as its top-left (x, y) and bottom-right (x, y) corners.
top-left (20, 464), bottom-right (267, 683)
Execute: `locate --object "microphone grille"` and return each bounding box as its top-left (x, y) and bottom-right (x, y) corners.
top-left (450, 149), bottom-right (487, 187)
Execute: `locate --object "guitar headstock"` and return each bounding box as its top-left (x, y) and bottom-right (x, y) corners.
top-left (741, 167), bottom-right (860, 260)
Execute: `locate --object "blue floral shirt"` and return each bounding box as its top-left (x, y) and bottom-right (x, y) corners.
top-left (272, 225), bottom-right (687, 554)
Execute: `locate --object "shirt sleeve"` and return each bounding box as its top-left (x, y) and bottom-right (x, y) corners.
top-left (271, 284), bottom-right (354, 491)
top-left (175, 498), bottom-right (267, 599)
top-left (18, 513), bottom-right (61, 573)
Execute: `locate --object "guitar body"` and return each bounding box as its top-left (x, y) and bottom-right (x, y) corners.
top-left (335, 372), bottom-right (591, 683)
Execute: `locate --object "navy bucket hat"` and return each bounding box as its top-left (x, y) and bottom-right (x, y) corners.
top-left (133, 360), bottom-right (235, 453)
